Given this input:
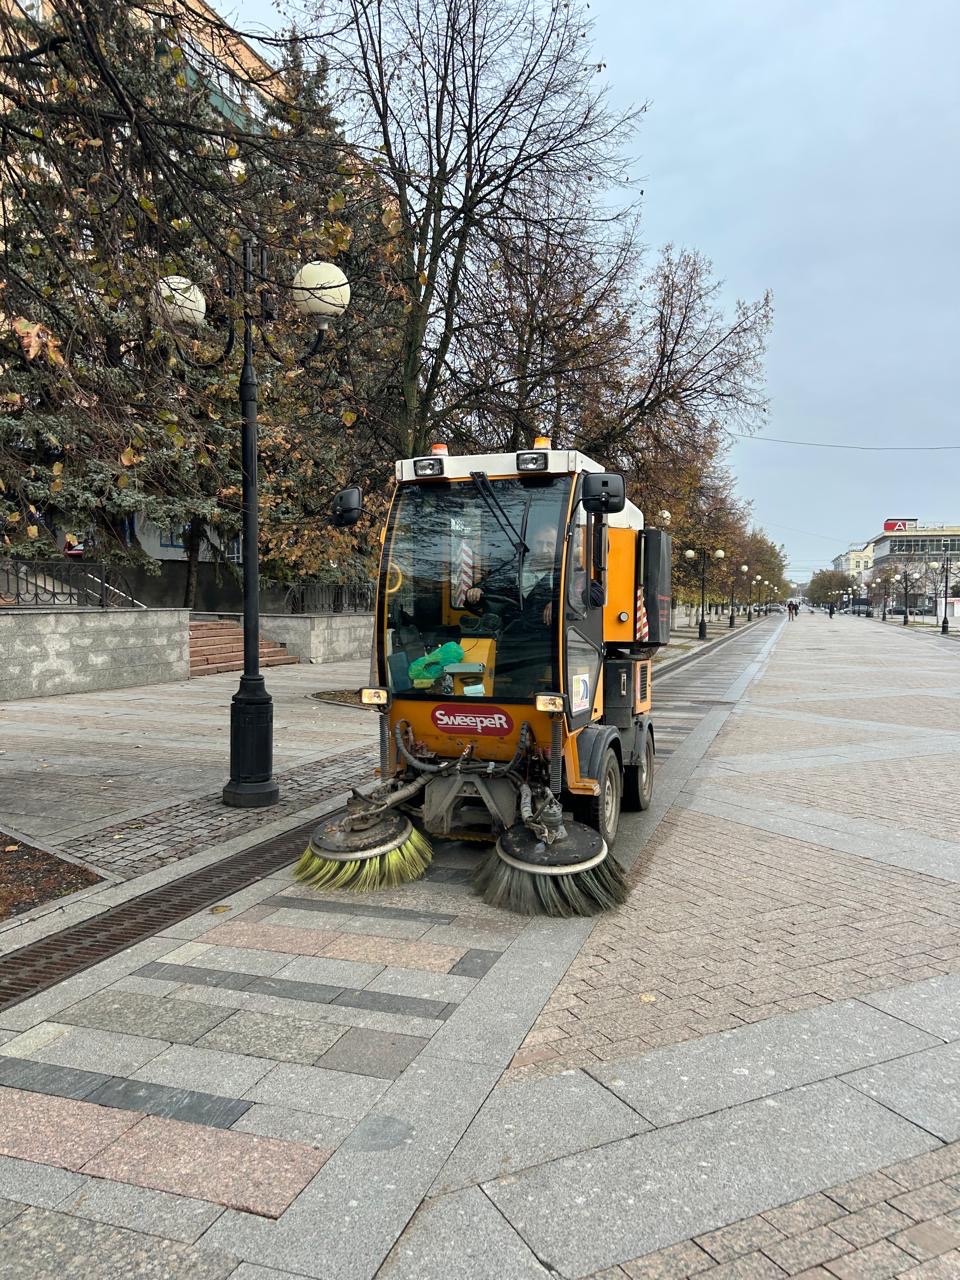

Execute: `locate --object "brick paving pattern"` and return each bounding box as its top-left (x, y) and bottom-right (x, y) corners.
top-left (590, 1142), bottom-right (960, 1279)
top-left (58, 745), bottom-right (378, 878)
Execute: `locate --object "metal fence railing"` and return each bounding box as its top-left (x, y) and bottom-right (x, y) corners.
top-left (282, 580), bottom-right (376, 615)
top-left (0, 560), bottom-right (142, 609)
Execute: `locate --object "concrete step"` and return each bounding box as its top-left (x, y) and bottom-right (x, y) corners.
top-left (188, 621), bottom-right (298, 677)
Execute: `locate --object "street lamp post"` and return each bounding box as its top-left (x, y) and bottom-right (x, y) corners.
top-left (942, 541), bottom-right (951, 636)
top-left (684, 546), bottom-right (725, 640)
top-left (893, 572), bottom-right (909, 625)
top-left (156, 247), bottom-right (350, 808)
top-left (730, 563), bottom-right (748, 628)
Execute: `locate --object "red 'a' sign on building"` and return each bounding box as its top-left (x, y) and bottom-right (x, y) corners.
top-left (883, 518), bottom-right (918, 532)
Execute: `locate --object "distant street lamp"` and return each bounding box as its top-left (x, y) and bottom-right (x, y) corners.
top-left (893, 572), bottom-right (909, 625)
top-left (730, 562), bottom-right (748, 628)
top-left (156, 246), bottom-right (350, 808)
top-left (658, 510), bottom-right (672, 526)
top-left (942, 540), bottom-right (951, 635)
top-left (685, 546), bottom-right (725, 640)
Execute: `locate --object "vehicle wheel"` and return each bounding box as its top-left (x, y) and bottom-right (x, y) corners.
top-left (575, 746), bottom-right (622, 846)
top-left (623, 732), bottom-right (654, 812)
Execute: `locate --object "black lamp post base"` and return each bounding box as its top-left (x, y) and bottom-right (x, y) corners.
top-left (942, 619), bottom-right (950, 635)
top-left (728, 612), bottom-right (735, 628)
top-left (223, 675), bottom-right (279, 809)
top-left (698, 618), bottom-right (707, 640)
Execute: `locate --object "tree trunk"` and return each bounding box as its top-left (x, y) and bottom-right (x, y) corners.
top-left (182, 517), bottom-right (204, 610)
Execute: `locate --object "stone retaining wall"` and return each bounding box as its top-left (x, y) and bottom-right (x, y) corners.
top-left (0, 609), bottom-right (190, 701)
top-left (193, 611), bottom-right (374, 666)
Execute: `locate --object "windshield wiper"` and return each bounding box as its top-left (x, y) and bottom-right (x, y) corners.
top-left (468, 471), bottom-right (529, 555)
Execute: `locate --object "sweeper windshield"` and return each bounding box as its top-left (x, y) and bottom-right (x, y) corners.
top-left (380, 475), bottom-right (571, 703)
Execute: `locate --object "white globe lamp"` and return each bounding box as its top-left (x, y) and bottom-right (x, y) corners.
top-left (155, 275), bottom-right (206, 330)
top-left (292, 262), bottom-right (350, 327)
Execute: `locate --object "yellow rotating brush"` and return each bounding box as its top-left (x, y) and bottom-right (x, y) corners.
top-left (295, 806), bottom-right (433, 892)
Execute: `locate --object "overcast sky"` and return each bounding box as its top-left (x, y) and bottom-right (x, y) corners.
top-left (238, 0), bottom-right (960, 581)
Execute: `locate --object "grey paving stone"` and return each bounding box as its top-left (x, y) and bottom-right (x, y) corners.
top-left (274, 955), bottom-right (384, 990)
top-left (138, 961), bottom-right (258, 992)
top-left (58, 989), bottom-right (232, 1042)
top-left (132, 1043), bottom-right (274, 1097)
top-left (0, 1206), bottom-right (238, 1280)
top-left (421, 924), bottom-right (517, 950)
top-left (172, 983), bottom-right (447, 1039)
top-left (333, 987), bottom-right (450, 1021)
top-left (0, 1156), bottom-right (83, 1208)
top-left (200, 1057), bottom-right (501, 1280)
top-left (433, 1070), bottom-right (649, 1194)
top-left (60, 1179), bottom-right (224, 1243)
top-left (230, 1103), bottom-right (356, 1149)
top-left (860, 974), bottom-right (960, 1041)
top-left (163, 942), bottom-right (293, 978)
top-left (484, 1079), bottom-right (939, 1277)
top-left (0, 1032), bottom-right (15, 1048)
top-left (315, 1028), bottom-right (428, 1079)
top-left (365, 967), bottom-right (478, 1005)
top-left (0, 1199), bottom-right (26, 1229)
top-left (266, 895), bottom-right (456, 926)
top-left (423, 916), bottom-right (595, 1069)
top-left (244, 975), bottom-right (343, 1005)
top-left (230, 1265), bottom-right (320, 1280)
top-left (18, 1025), bottom-right (169, 1078)
top-left (83, 1076), bottom-right (251, 1129)
top-left (592, 1000), bottom-right (941, 1126)
top-left (448, 949), bottom-right (503, 979)
top-left (379, 1185), bottom-right (550, 1278)
top-left (196, 1009), bottom-right (347, 1064)
top-left (245, 1062), bottom-right (390, 1119)
top-left (844, 1040), bottom-right (960, 1141)
top-left (0, 1054), bottom-right (110, 1100)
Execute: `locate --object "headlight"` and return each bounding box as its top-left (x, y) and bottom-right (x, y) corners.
top-left (535, 693), bottom-right (565, 713)
top-left (414, 457), bottom-right (444, 477)
top-left (516, 451), bottom-right (548, 472)
top-left (361, 687), bottom-right (390, 706)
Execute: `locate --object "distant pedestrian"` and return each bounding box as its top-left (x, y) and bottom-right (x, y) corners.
top-left (828, 602), bottom-right (835, 619)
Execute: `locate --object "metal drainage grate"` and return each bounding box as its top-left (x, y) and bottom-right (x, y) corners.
top-left (0, 820), bottom-right (314, 1012)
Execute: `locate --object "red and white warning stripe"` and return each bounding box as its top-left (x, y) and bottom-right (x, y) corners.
top-left (455, 543), bottom-right (475, 608)
top-left (636, 587), bottom-right (649, 641)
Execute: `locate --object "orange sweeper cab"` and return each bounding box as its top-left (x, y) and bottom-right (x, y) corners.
top-left (297, 440), bottom-right (672, 917)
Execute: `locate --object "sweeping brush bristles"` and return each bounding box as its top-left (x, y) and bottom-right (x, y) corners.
top-left (474, 823), bottom-right (628, 917)
top-left (295, 815), bottom-right (432, 893)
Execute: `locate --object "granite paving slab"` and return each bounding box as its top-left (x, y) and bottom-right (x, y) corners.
top-left (0, 1053), bottom-right (111, 1100)
top-left (378, 1185), bottom-right (550, 1279)
top-left (314, 1028), bottom-right (428, 1079)
top-left (196, 922), bottom-right (339, 956)
top-left (860, 975), bottom-right (960, 1041)
top-left (0, 1199), bottom-right (25, 1229)
top-left (264, 895), bottom-right (456, 926)
top-left (245, 1062), bottom-right (391, 1119)
top-left (448, 949), bottom-right (503, 979)
top-left (83, 1077), bottom-right (251, 1129)
top-left (81, 1115), bottom-right (330, 1218)
top-left (0, 1206), bottom-right (238, 1280)
top-left (162, 942), bottom-right (293, 978)
top-left (196, 1009), bottom-right (348, 1063)
top-left (273, 954), bottom-right (385, 989)
top-left (321, 935), bottom-right (465, 972)
top-left (132, 1044), bottom-right (275, 1098)
top-left (331, 986), bottom-right (452, 1021)
top-left (590, 1000), bottom-right (942, 1126)
top-left (433, 1069), bottom-right (650, 1194)
top-left (420, 923), bottom-right (520, 951)
top-left (230, 1103), bottom-right (357, 1150)
top-left (365, 967), bottom-right (478, 1004)
top-left (0, 1155), bottom-right (83, 1208)
top-left (199, 1057), bottom-right (502, 1280)
top-left (59, 990), bottom-right (232, 1043)
top-left (844, 1041), bottom-right (960, 1141)
top-left (60, 1178), bottom-right (224, 1243)
top-left (136, 961), bottom-right (259, 991)
top-left (0, 1087), bottom-right (140, 1171)
top-left (483, 1080), bottom-right (940, 1277)
top-left (2, 1024), bottom-right (169, 1079)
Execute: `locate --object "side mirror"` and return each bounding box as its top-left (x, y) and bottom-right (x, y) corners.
top-left (581, 472), bottom-right (626, 515)
top-left (332, 486), bottom-right (363, 527)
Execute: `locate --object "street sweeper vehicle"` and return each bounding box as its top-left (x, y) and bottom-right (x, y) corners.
top-left (295, 440), bottom-right (672, 917)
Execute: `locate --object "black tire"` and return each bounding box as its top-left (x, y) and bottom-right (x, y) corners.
top-left (623, 732), bottom-right (654, 812)
top-left (574, 746), bottom-right (622, 847)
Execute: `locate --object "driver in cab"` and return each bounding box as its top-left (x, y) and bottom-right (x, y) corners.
top-left (464, 524), bottom-right (558, 629)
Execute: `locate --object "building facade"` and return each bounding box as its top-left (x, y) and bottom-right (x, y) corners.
top-left (832, 541), bottom-right (874, 578)
top-left (870, 519), bottom-right (960, 573)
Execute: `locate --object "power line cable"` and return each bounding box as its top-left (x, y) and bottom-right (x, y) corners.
top-left (735, 434), bottom-right (959, 452)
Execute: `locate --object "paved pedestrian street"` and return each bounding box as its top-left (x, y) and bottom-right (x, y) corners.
top-left (2, 616), bottom-right (960, 1278)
